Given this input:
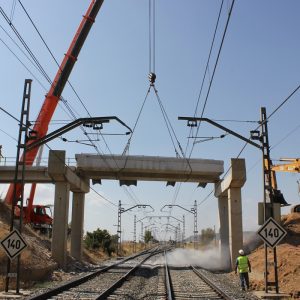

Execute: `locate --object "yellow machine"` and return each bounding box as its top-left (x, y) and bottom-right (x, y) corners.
top-left (267, 158), bottom-right (300, 212)
top-left (271, 158), bottom-right (300, 173)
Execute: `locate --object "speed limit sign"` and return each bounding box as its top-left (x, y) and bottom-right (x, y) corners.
top-left (257, 217), bottom-right (287, 248)
top-left (1, 229), bottom-right (27, 260)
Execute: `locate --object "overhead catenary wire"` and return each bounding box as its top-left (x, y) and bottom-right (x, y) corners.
top-left (17, 0), bottom-right (92, 117)
top-left (0, 6), bottom-right (52, 84)
top-left (183, 0), bottom-right (224, 157)
top-left (169, 0), bottom-right (231, 207)
top-left (189, 0), bottom-right (235, 159)
top-left (0, 35), bottom-right (48, 91)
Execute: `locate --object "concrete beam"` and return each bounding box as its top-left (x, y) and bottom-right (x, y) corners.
top-left (0, 166), bottom-right (89, 193)
top-left (0, 166), bottom-right (50, 183)
top-left (75, 154), bottom-right (224, 183)
top-left (214, 158), bottom-right (246, 197)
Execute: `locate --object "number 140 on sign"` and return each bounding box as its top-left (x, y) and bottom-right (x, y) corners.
top-left (257, 217), bottom-right (287, 248)
top-left (0, 229), bottom-right (28, 260)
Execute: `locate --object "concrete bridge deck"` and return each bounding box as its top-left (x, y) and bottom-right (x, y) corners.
top-left (75, 154), bottom-right (224, 183)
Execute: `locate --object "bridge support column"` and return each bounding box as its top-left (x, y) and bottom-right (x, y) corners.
top-left (71, 192), bottom-right (85, 261)
top-left (215, 158), bottom-right (246, 270)
top-left (218, 196), bottom-right (230, 270)
top-left (228, 187), bottom-right (243, 269)
top-left (51, 182), bottom-right (70, 269)
top-left (48, 150), bottom-right (90, 268)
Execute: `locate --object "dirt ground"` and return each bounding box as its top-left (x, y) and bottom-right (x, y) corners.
top-left (0, 201), bottom-right (300, 297)
top-left (248, 213), bottom-right (300, 298)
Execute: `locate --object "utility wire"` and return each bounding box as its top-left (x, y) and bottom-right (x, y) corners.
top-left (0, 36), bottom-right (47, 90)
top-left (184, 0), bottom-right (224, 156)
top-left (0, 128), bottom-right (17, 142)
top-left (268, 83), bottom-right (300, 120)
top-left (0, 6), bottom-right (52, 84)
top-left (0, 106), bottom-right (21, 123)
top-left (17, 0), bottom-right (92, 117)
top-left (189, 0), bottom-right (235, 159)
top-left (193, 0), bottom-right (224, 118)
top-left (171, 0), bottom-right (230, 207)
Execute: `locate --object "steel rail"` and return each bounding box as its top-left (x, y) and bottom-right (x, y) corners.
top-left (28, 248), bottom-right (155, 300)
top-left (96, 248), bottom-right (164, 299)
top-left (164, 250), bottom-right (174, 300)
top-left (191, 265), bottom-right (233, 300)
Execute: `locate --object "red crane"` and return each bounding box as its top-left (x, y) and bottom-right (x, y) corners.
top-left (5, 0), bottom-right (104, 223)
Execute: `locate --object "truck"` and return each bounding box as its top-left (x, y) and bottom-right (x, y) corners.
top-left (14, 202), bottom-right (53, 235)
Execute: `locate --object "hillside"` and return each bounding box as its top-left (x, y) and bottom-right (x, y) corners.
top-left (248, 213), bottom-right (300, 298)
top-left (0, 202), bottom-right (108, 290)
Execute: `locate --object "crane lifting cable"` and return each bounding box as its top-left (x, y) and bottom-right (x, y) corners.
top-left (123, 0), bottom-right (189, 164)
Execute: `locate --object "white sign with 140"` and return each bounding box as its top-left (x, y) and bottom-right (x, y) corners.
top-left (0, 229), bottom-right (28, 260)
top-left (257, 217), bottom-right (287, 248)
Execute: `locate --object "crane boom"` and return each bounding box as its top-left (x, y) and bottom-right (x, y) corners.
top-left (5, 0), bottom-right (104, 204)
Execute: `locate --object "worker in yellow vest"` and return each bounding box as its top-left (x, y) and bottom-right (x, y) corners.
top-left (235, 249), bottom-right (251, 291)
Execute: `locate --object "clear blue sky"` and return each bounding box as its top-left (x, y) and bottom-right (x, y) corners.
top-left (0, 0), bottom-right (299, 241)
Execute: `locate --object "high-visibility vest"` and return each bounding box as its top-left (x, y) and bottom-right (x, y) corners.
top-left (237, 255), bottom-right (249, 273)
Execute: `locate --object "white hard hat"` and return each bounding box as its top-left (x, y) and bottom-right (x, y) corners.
top-left (239, 249), bottom-right (244, 255)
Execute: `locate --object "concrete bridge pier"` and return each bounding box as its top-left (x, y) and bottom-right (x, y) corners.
top-left (215, 158), bottom-right (246, 270)
top-left (48, 150), bottom-right (89, 269)
top-left (52, 182), bottom-right (70, 269)
top-left (218, 196), bottom-right (230, 270)
top-left (70, 192), bottom-right (85, 261)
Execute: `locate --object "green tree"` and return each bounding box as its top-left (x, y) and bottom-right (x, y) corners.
top-left (201, 227), bottom-right (215, 244)
top-left (84, 228), bottom-right (116, 256)
top-left (144, 230), bottom-right (153, 243)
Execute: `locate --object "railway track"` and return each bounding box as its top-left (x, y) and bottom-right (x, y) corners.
top-left (164, 251), bottom-right (233, 300)
top-left (27, 248), bottom-right (259, 300)
top-left (27, 247), bottom-right (162, 300)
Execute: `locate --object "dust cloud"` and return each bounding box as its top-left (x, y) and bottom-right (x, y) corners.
top-left (147, 248), bottom-right (224, 270)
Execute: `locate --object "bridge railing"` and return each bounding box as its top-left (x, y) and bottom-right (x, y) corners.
top-left (0, 156), bottom-right (77, 166)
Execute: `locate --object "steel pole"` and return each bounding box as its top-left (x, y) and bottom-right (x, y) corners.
top-left (117, 200), bottom-right (122, 255)
top-left (133, 215), bottom-right (136, 253)
top-left (194, 200), bottom-right (198, 250)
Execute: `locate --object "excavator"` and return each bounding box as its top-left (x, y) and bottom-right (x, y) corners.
top-left (5, 0), bottom-right (105, 232)
top-left (266, 158), bottom-right (300, 212)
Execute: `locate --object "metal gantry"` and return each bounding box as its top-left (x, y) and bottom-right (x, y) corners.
top-left (178, 107), bottom-right (282, 293)
top-left (117, 201), bottom-right (154, 255)
top-left (161, 202), bottom-right (198, 249)
top-left (137, 215), bottom-right (185, 244)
